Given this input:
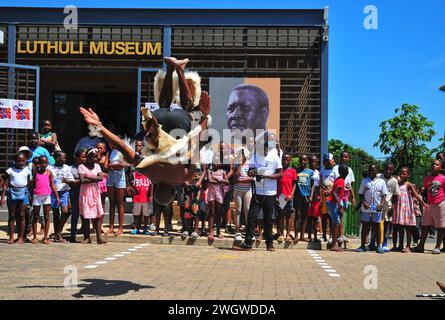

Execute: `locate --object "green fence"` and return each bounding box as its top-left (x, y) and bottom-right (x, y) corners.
top-left (343, 157), bottom-right (362, 237)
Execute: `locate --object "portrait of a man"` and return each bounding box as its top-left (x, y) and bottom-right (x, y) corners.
top-left (209, 77), bottom-right (280, 141)
top-left (226, 84), bottom-right (269, 133)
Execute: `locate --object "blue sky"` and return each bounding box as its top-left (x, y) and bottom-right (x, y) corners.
top-left (4, 0), bottom-right (445, 158)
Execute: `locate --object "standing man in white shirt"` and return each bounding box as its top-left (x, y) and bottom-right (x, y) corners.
top-left (233, 132), bottom-right (283, 251)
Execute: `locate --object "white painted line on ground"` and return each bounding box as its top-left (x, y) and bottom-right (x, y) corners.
top-left (104, 257), bottom-right (116, 261)
top-left (328, 273), bottom-right (341, 277)
top-left (128, 248), bottom-right (137, 251)
top-left (325, 269), bottom-right (337, 273)
top-left (95, 261), bottom-right (108, 265)
top-left (308, 251), bottom-right (341, 278)
top-left (134, 246), bottom-right (143, 249)
top-left (84, 265), bottom-right (98, 269)
top-left (114, 254), bottom-right (124, 257)
top-left (121, 251), bottom-right (131, 254)
top-left (140, 243), bottom-right (150, 247)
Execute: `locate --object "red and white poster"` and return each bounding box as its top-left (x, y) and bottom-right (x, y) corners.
top-left (0, 99), bottom-right (33, 129)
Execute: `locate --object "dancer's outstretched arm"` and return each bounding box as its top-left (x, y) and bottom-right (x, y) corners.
top-left (79, 107), bottom-right (136, 165)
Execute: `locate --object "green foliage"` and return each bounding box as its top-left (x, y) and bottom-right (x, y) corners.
top-left (374, 103), bottom-right (436, 170)
top-left (290, 156), bottom-right (299, 169)
top-left (328, 139), bottom-right (382, 177)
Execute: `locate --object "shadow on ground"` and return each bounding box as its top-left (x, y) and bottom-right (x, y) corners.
top-left (18, 278), bottom-right (155, 298)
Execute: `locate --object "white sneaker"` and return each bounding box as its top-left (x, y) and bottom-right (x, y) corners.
top-left (234, 233), bottom-right (243, 241)
top-left (148, 224), bottom-right (156, 231)
top-left (181, 231), bottom-right (189, 238)
top-left (190, 232), bottom-right (200, 240)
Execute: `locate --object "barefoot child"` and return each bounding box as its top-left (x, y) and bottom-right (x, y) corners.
top-left (414, 159), bottom-right (445, 254)
top-left (31, 156), bottom-right (59, 244)
top-left (50, 151), bottom-right (74, 242)
top-left (1, 153), bottom-right (32, 244)
top-left (207, 163), bottom-right (228, 240)
top-left (78, 148), bottom-right (107, 244)
top-left (327, 163), bottom-right (348, 252)
top-left (68, 149), bottom-right (87, 242)
top-left (392, 167), bottom-right (426, 252)
top-left (356, 165), bottom-right (388, 254)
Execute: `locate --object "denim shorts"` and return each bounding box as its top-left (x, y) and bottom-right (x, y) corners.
top-left (51, 190), bottom-right (70, 209)
top-left (107, 170), bottom-right (126, 189)
top-left (327, 201), bottom-right (342, 225)
top-left (360, 211), bottom-right (382, 224)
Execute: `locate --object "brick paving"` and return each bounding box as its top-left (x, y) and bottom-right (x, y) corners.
top-left (0, 233), bottom-right (444, 300)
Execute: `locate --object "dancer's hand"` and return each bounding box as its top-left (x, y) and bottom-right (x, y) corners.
top-left (199, 91), bottom-right (211, 116)
top-left (80, 107), bottom-right (101, 127)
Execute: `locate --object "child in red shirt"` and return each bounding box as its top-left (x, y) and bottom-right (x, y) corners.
top-left (129, 171), bottom-right (153, 235)
top-left (327, 163), bottom-right (348, 252)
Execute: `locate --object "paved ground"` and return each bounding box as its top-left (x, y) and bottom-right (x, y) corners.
top-left (0, 234), bottom-right (444, 300)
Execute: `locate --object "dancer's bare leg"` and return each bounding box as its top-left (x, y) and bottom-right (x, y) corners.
top-left (159, 57), bottom-right (177, 108)
top-left (175, 59), bottom-right (194, 111)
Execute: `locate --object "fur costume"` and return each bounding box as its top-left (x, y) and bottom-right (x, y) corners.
top-left (153, 70), bottom-right (201, 107)
top-left (135, 107), bottom-right (211, 169)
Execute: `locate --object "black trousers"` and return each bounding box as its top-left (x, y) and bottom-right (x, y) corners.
top-left (245, 194), bottom-right (276, 246)
top-left (294, 195), bottom-right (309, 232)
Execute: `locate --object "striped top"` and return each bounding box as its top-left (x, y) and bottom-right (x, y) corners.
top-left (233, 164), bottom-right (251, 193)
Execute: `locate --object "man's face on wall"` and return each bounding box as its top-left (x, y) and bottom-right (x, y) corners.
top-left (226, 88), bottom-right (265, 133)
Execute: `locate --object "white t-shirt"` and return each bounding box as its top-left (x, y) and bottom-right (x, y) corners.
top-left (333, 165), bottom-right (355, 190)
top-left (312, 169), bottom-right (321, 187)
top-left (321, 167), bottom-right (335, 192)
top-left (6, 167), bottom-right (31, 188)
top-left (49, 164), bottom-right (74, 192)
top-left (252, 151), bottom-right (282, 196)
top-left (377, 174), bottom-right (400, 213)
top-left (358, 177), bottom-right (389, 213)
top-left (109, 150), bottom-right (123, 165)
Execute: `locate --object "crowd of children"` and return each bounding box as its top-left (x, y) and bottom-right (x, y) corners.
top-left (1, 124), bottom-right (445, 255)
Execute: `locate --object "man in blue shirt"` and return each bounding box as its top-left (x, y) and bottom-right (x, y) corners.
top-left (294, 154), bottom-right (314, 242)
top-left (28, 131), bottom-right (54, 165)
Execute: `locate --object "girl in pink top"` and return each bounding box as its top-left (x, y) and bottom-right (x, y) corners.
top-left (31, 156), bottom-right (59, 244)
top-left (415, 159), bottom-right (445, 254)
top-left (78, 148), bottom-right (106, 244)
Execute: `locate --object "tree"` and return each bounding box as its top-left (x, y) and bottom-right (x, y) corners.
top-left (440, 85), bottom-right (445, 92)
top-left (374, 103), bottom-right (436, 170)
top-left (328, 139), bottom-right (382, 177)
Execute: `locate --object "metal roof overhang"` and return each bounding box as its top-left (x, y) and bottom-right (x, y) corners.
top-left (0, 7), bottom-right (325, 27)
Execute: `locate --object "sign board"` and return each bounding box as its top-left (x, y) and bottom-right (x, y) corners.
top-left (144, 102), bottom-right (181, 113)
top-left (0, 99), bottom-right (33, 129)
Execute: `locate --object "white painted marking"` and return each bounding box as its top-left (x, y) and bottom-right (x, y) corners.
top-left (309, 253), bottom-right (319, 257)
top-left (134, 246), bottom-right (143, 249)
top-left (128, 248), bottom-right (137, 252)
top-left (104, 257), bottom-right (116, 261)
top-left (318, 262), bottom-right (328, 266)
top-left (121, 252), bottom-right (131, 254)
top-left (328, 273), bottom-right (341, 277)
top-left (95, 261), bottom-right (108, 265)
top-left (140, 243), bottom-right (149, 247)
top-left (84, 265), bottom-right (97, 269)
top-left (114, 254), bottom-right (124, 257)
top-left (325, 269), bottom-right (337, 273)
top-left (321, 265), bottom-right (332, 269)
